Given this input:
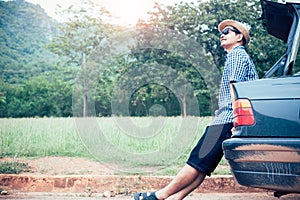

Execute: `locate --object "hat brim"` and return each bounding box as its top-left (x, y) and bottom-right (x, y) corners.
top-left (218, 20), bottom-right (250, 44)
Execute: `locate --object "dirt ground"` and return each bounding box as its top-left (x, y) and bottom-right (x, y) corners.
top-left (2, 157), bottom-right (300, 199)
top-left (1, 156), bottom-right (229, 176)
top-left (2, 192), bottom-right (300, 200)
top-left (0, 157), bottom-right (116, 175)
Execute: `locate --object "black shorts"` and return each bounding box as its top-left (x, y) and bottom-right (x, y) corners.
top-left (186, 123), bottom-right (233, 176)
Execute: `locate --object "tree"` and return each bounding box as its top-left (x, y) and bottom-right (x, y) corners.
top-left (139, 0), bottom-right (286, 116)
top-left (1, 77), bottom-right (72, 118)
top-left (47, 0), bottom-right (113, 117)
top-left (96, 26), bottom-right (209, 117)
top-left (0, 83), bottom-right (7, 117)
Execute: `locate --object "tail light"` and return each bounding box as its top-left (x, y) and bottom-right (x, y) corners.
top-left (233, 99), bottom-right (255, 127)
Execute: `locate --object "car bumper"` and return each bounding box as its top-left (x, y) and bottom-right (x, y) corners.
top-left (223, 138), bottom-right (300, 192)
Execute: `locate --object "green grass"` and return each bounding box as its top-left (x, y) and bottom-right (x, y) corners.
top-left (0, 117), bottom-right (230, 175)
top-left (0, 118), bottom-right (88, 158)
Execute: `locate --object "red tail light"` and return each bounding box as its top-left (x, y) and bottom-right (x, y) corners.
top-left (233, 99), bottom-right (255, 127)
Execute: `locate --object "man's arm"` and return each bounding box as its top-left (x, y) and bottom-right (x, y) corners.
top-left (229, 82), bottom-right (236, 106)
top-left (230, 82), bottom-right (236, 134)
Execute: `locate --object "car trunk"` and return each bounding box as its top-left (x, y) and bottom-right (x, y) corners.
top-left (232, 76), bottom-right (300, 137)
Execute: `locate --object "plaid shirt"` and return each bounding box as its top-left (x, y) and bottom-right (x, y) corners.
top-left (211, 46), bottom-right (258, 125)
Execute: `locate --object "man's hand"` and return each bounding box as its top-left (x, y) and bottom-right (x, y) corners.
top-left (231, 127), bottom-right (236, 134)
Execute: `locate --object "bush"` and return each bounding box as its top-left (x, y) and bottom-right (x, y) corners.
top-left (0, 161), bottom-right (31, 174)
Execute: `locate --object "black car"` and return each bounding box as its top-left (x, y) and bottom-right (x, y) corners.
top-left (222, 0), bottom-right (300, 197)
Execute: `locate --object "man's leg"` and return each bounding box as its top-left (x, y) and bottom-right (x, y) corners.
top-left (162, 123), bottom-right (233, 200)
top-left (155, 164), bottom-right (205, 200)
top-left (135, 124), bottom-right (232, 200)
top-left (165, 170), bottom-right (206, 200)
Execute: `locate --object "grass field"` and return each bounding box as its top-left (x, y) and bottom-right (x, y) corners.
top-left (0, 117), bottom-right (230, 175)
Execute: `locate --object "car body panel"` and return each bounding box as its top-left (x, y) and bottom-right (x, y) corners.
top-left (223, 138), bottom-right (300, 192)
top-left (232, 76), bottom-right (300, 100)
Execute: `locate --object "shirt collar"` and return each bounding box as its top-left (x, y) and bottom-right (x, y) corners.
top-left (226, 45), bottom-right (245, 58)
top-left (230, 45), bottom-right (245, 52)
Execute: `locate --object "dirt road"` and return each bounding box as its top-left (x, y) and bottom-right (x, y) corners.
top-left (1, 192), bottom-right (299, 200)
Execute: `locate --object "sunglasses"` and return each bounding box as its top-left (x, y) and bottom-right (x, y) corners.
top-left (219, 27), bottom-right (241, 37)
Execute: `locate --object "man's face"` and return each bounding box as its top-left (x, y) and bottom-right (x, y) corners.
top-left (219, 26), bottom-right (242, 51)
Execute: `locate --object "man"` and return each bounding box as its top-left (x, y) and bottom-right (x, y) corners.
top-left (134, 19), bottom-right (259, 200)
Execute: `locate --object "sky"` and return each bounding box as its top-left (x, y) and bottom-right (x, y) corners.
top-left (25, 0), bottom-right (198, 26)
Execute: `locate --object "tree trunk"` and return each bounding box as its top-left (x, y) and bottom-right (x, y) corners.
top-left (82, 53), bottom-right (88, 117)
top-left (182, 95), bottom-right (187, 118)
top-left (83, 91), bottom-right (88, 117)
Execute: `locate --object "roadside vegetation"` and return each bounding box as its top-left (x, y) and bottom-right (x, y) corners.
top-left (0, 161), bottom-right (31, 174)
top-left (0, 117), bottom-right (230, 175)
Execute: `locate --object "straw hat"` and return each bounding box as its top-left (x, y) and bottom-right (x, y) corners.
top-left (218, 19), bottom-right (250, 44)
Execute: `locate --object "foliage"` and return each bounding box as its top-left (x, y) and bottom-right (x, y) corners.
top-left (46, 0), bottom-right (113, 117)
top-left (0, 0), bottom-right (76, 117)
top-left (0, 0), bottom-right (294, 118)
top-left (95, 0), bottom-right (287, 117)
top-left (0, 77), bottom-right (73, 117)
top-left (148, 0), bottom-right (286, 78)
top-left (125, 29), bottom-right (212, 117)
top-left (0, 0), bottom-right (58, 84)
top-left (0, 161), bottom-right (31, 174)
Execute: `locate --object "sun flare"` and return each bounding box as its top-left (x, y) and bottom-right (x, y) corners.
top-left (104, 0), bottom-right (155, 26)
top-left (25, 0), bottom-right (194, 25)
